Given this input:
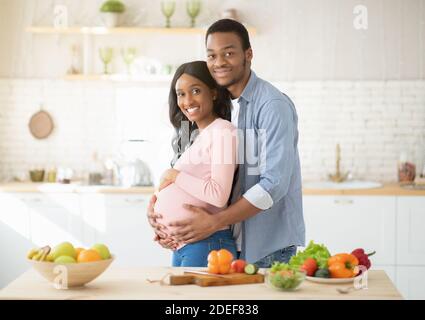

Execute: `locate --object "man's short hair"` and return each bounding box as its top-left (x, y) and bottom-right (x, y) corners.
top-left (205, 19), bottom-right (251, 51)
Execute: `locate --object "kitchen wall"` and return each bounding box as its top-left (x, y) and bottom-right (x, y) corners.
top-left (0, 0), bottom-right (425, 184)
top-left (2, 0), bottom-right (425, 79)
top-left (1, 79), bottom-right (424, 184)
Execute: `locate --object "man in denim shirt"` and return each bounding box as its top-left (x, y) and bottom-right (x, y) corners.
top-left (148, 19), bottom-right (305, 267)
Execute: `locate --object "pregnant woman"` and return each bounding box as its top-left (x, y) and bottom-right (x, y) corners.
top-left (154, 61), bottom-right (238, 267)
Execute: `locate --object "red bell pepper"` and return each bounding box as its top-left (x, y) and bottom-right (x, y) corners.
top-left (351, 248), bottom-right (376, 270)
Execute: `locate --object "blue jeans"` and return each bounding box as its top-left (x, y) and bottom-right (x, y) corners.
top-left (172, 229), bottom-right (237, 267)
top-left (252, 245), bottom-right (297, 268)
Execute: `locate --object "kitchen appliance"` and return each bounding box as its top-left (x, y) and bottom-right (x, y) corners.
top-left (115, 158), bottom-right (152, 187)
top-left (114, 139), bottom-right (153, 187)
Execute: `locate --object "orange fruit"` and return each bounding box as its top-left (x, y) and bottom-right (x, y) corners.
top-left (77, 249), bottom-right (102, 263)
top-left (75, 247), bottom-right (85, 259)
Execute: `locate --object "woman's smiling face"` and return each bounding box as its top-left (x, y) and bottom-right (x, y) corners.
top-left (175, 73), bottom-right (217, 124)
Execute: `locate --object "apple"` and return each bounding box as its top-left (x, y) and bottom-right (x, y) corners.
top-left (51, 242), bottom-right (77, 260)
top-left (54, 256), bottom-right (76, 264)
top-left (91, 243), bottom-right (111, 260)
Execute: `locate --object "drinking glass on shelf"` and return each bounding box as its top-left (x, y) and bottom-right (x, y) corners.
top-left (161, 0), bottom-right (176, 28)
top-left (99, 47), bottom-right (114, 74)
top-left (186, 0), bottom-right (201, 28)
top-left (121, 47), bottom-right (137, 74)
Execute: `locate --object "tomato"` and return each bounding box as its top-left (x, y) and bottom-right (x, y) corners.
top-left (300, 257), bottom-right (318, 276)
top-left (231, 259), bottom-right (247, 273)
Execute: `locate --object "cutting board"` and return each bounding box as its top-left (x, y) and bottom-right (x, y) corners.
top-left (169, 270), bottom-right (264, 287)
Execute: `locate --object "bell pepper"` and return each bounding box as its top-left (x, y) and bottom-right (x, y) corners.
top-left (351, 248), bottom-right (376, 270)
top-left (327, 253), bottom-right (359, 278)
top-left (207, 249), bottom-right (233, 274)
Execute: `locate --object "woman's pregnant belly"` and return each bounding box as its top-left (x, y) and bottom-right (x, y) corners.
top-left (154, 183), bottom-right (209, 237)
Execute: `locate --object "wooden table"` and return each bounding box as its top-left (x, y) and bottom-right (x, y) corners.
top-left (0, 267), bottom-right (403, 300)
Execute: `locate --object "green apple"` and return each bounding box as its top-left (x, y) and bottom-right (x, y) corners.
top-left (54, 255), bottom-right (76, 264)
top-left (51, 242), bottom-right (77, 260)
top-left (91, 243), bottom-right (111, 260)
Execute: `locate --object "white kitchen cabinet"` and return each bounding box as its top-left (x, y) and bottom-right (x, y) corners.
top-left (81, 194), bottom-right (171, 267)
top-left (396, 266), bottom-right (425, 300)
top-left (0, 193), bottom-right (30, 239)
top-left (24, 193), bottom-right (83, 247)
top-left (396, 197), bottom-right (425, 265)
top-left (0, 193), bottom-right (32, 288)
top-left (302, 196), bottom-right (396, 265)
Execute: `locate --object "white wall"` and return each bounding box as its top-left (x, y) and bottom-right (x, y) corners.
top-left (1, 0), bottom-right (425, 80)
top-left (0, 0), bottom-right (425, 184)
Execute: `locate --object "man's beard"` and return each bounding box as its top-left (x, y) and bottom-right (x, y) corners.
top-left (220, 57), bottom-right (247, 89)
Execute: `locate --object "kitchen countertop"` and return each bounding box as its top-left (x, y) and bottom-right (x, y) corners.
top-left (0, 182), bottom-right (156, 194)
top-left (0, 182), bottom-right (424, 196)
top-left (0, 267), bottom-right (402, 300)
top-left (302, 183), bottom-right (425, 196)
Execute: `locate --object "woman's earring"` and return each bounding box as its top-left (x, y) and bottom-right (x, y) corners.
top-left (213, 96), bottom-right (217, 100)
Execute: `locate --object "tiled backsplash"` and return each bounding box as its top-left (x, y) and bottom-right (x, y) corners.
top-left (0, 78), bottom-right (424, 184)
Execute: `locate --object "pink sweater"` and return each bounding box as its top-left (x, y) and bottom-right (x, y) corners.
top-left (154, 118), bottom-right (238, 245)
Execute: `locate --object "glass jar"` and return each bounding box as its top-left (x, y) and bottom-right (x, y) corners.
top-left (398, 152), bottom-right (416, 183)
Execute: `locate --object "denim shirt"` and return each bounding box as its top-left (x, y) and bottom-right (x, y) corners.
top-left (235, 71), bottom-right (305, 263)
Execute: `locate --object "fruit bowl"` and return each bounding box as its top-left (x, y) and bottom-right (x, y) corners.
top-left (265, 268), bottom-right (306, 291)
top-left (28, 255), bottom-right (114, 288)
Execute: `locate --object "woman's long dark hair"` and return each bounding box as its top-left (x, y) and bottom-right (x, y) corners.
top-left (169, 61), bottom-right (231, 166)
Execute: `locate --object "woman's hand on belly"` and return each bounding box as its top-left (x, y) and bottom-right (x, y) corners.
top-left (147, 194), bottom-right (177, 250)
top-left (159, 168), bottom-right (180, 191)
top-left (154, 233), bottom-right (178, 251)
top-left (159, 179), bottom-right (173, 192)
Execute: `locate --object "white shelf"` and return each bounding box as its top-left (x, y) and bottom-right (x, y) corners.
top-left (27, 25), bottom-right (257, 81)
top-left (26, 26), bottom-right (257, 36)
top-left (63, 74), bottom-right (173, 82)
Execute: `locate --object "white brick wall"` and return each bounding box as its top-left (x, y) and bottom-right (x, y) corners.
top-left (0, 79), bottom-right (424, 184)
top-left (273, 80), bottom-right (425, 182)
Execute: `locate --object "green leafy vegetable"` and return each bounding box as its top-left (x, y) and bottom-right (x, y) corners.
top-left (289, 240), bottom-right (331, 269)
top-left (267, 262), bottom-right (305, 290)
top-left (270, 261), bottom-right (298, 273)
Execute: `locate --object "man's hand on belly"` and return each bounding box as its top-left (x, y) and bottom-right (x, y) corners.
top-left (168, 204), bottom-right (220, 244)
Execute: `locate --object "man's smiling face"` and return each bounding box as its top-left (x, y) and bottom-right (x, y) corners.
top-left (206, 32), bottom-right (252, 92)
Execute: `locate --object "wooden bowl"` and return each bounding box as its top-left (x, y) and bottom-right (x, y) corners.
top-left (28, 256), bottom-right (114, 288)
